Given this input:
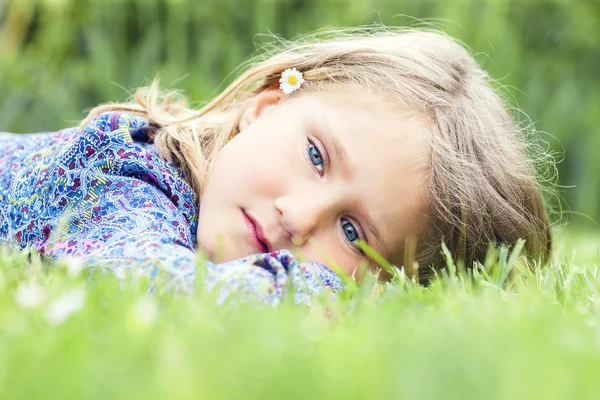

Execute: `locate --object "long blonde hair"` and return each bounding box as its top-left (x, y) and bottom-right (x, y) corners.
top-left (82, 26), bottom-right (554, 282)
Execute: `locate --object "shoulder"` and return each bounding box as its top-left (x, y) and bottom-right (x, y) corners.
top-left (60, 111), bottom-right (153, 172)
top-left (81, 111), bottom-right (150, 144)
top-left (74, 111), bottom-right (161, 168)
top-left (57, 110), bottom-right (198, 223)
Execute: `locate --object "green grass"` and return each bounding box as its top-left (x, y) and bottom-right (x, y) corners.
top-left (2, 230), bottom-right (600, 399)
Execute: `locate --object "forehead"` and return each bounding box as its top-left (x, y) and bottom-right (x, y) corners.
top-left (298, 91), bottom-right (430, 260)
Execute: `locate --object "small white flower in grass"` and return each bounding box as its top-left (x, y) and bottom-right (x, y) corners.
top-left (279, 67), bottom-right (304, 94)
top-left (15, 282), bottom-right (45, 309)
top-left (132, 297), bottom-right (159, 326)
top-left (114, 266), bottom-right (127, 280)
top-left (45, 288), bottom-right (85, 325)
top-left (66, 257), bottom-right (84, 277)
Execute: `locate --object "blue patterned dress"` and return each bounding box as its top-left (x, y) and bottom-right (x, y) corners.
top-left (0, 112), bottom-right (342, 304)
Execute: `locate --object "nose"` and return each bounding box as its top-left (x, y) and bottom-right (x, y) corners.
top-left (274, 193), bottom-right (335, 246)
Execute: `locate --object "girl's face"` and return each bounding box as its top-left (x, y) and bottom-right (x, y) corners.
top-left (197, 89), bottom-right (429, 277)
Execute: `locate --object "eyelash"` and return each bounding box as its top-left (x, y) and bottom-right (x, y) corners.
top-left (304, 138), bottom-right (366, 255)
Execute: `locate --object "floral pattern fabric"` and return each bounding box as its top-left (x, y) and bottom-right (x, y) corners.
top-left (0, 112), bottom-right (342, 304)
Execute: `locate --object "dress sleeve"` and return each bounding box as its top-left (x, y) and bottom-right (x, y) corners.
top-left (39, 111), bottom-right (200, 293)
top-left (43, 172), bottom-right (201, 294)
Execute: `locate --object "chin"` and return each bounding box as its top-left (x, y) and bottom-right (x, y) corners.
top-left (195, 234), bottom-right (217, 261)
top-left (198, 241), bottom-right (243, 264)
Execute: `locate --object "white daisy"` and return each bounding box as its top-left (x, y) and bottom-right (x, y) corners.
top-left (113, 266), bottom-right (127, 280)
top-left (279, 67), bottom-right (304, 94)
top-left (45, 288), bottom-right (86, 325)
top-left (15, 282), bottom-right (45, 309)
top-left (66, 257), bottom-right (84, 278)
top-left (131, 297), bottom-right (159, 327)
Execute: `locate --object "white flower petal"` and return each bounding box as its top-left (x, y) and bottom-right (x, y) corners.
top-left (114, 267), bottom-right (127, 280)
top-left (132, 297), bottom-right (159, 326)
top-left (66, 257), bottom-right (85, 277)
top-left (279, 67), bottom-right (304, 94)
top-left (15, 282), bottom-right (45, 309)
top-left (45, 288), bottom-right (86, 325)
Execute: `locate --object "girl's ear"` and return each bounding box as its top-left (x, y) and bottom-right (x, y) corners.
top-left (239, 89), bottom-right (283, 131)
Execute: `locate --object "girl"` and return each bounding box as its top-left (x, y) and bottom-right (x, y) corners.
top-left (0, 28), bottom-right (553, 304)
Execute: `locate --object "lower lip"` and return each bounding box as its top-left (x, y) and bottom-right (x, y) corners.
top-left (242, 210), bottom-right (268, 253)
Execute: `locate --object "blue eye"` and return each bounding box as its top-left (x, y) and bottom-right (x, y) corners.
top-left (309, 143), bottom-right (323, 166)
top-left (306, 140), bottom-right (325, 175)
top-left (341, 218), bottom-right (359, 242)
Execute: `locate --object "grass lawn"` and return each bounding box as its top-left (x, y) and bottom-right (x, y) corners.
top-left (1, 229), bottom-right (600, 399)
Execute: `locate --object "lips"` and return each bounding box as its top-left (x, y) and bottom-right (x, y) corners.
top-left (242, 209), bottom-right (271, 253)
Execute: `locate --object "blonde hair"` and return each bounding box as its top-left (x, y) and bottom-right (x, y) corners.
top-left (83, 27), bottom-right (554, 282)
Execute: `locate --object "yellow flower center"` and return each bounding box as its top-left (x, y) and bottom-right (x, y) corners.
top-left (287, 76), bottom-right (297, 85)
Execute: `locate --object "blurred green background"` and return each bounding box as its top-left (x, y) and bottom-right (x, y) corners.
top-left (0, 0), bottom-right (598, 228)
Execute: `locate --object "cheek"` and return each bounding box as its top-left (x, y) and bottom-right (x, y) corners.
top-left (214, 133), bottom-right (292, 183)
top-left (228, 137), bottom-right (298, 194)
top-left (203, 141), bottom-right (259, 198)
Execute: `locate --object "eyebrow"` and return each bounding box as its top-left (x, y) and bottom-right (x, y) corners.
top-left (327, 134), bottom-right (351, 179)
top-left (357, 204), bottom-right (390, 258)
